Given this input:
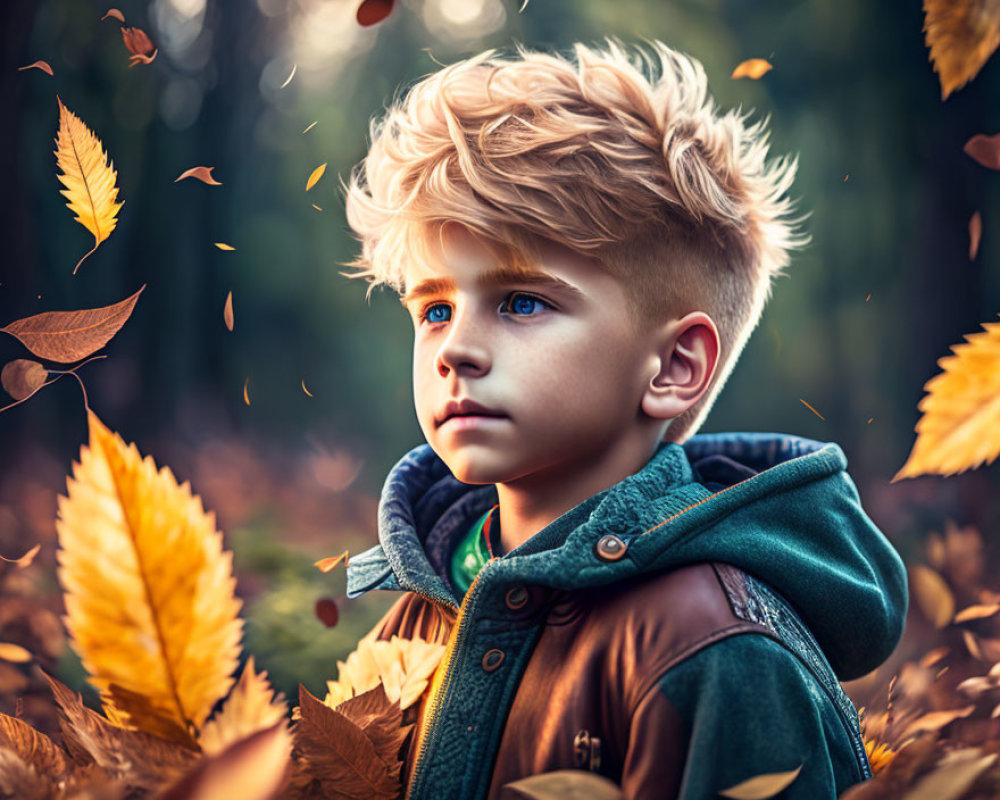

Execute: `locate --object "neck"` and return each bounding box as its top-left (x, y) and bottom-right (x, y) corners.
top-left (492, 436), bottom-right (662, 556)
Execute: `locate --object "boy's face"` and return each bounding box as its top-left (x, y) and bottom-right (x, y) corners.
top-left (401, 226), bottom-right (664, 487)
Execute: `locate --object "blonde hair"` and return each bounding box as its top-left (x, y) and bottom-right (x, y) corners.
top-left (339, 37), bottom-right (810, 444)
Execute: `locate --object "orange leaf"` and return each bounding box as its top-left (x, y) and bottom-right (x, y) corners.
top-left (224, 292), bottom-right (234, 332)
top-left (315, 551), bottom-right (349, 573)
top-left (970, 211), bottom-right (982, 259)
top-left (1, 359), bottom-right (48, 400)
top-left (965, 133), bottom-right (1000, 169)
top-left (954, 603), bottom-right (1000, 623)
top-left (215, 242), bottom-right (235, 251)
top-left (305, 163), bottom-right (327, 191)
top-left (0, 544), bottom-right (40, 568)
top-left (901, 705), bottom-right (975, 737)
top-left (175, 166), bottom-right (222, 185)
top-left (101, 8), bottom-right (125, 22)
top-left (0, 643), bottom-right (32, 663)
top-left (199, 657), bottom-right (287, 757)
top-left (1, 285), bottom-right (144, 363)
top-left (17, 61), bottom-right (53, 76)
top-left (121, 26), bottom-right (155, 58)
top-left (302, 379), bottom-right (313, 397)
top-left (243, 378), bottom-right (250, 406)
top-left (731, 58), bottom-right (772, 80)
top-left (909, 564), bottom-right (955, 627)
top-left (356, 0), bottom-right (396, 26)
top-left (923, 0), bottom-right (1000, 100)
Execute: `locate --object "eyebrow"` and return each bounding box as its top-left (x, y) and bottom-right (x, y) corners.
top-left (399, 266), bottom-right (584, 308)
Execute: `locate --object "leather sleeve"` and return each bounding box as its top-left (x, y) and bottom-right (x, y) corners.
top-left (623, 632), bottom-right (856, 800)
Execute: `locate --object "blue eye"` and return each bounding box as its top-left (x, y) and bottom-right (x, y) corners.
top-left (422, 303), bottom-right (451, 323)
top-left (502, 292), bottom-right (551, 316)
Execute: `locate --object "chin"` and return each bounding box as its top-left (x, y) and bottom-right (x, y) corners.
top-left (437, 448), bottom-right (513, 486)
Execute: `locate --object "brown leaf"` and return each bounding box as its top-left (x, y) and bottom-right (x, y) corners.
top-left (43, 671), bottom-right (197, 788)
top-left (919, 646), bottom-right (950, 668)
top-left (356, 0), bottom-right (396, 26)
top-left (901, 705), bottom-right (976, 738)
top-left (923, 0), bottom-right (1000, 100)
top-left (903, 748), bottom-right (996, 800)
top-left (1, 285), bottom-right (144, 364)
top-left (1, 360), bottom-right (47, 401)
top-left (293, 685), bottom-right (402, 800)
top-left (965, 133), bottom-right (1000, 170)
top-left (121, 27), bottom-right (155, 57)
top-left (909, 565), bottom-right (955, 628)
top-left (301, 380), bottom-right (313, 397)
top-left (0, 543), bottom-right (40, 568)
top-left (336, 686), bottom-right (411, 771)
top-left (101, 8), bottom-right (125, 22)
top-left (0, 712), bottom-right (70, 780)
top-left (954, 602), bottom-right (1000, 623)
top-left (504, 769), bottom-right (624, 800)
top-left (17, 61), bottom-right (54, 76)
top-left (223, 292), bottom-right (234, 332)
top-left (730, 58), bottom-right (773, 80)
top-left (0, 643), bottom-right (32, 663)
top-left (0, 747), bottom-right (52, 799)
top-left (175, 167), bottom-right (221, 186)
top-left (315, 551), bottom-right (349, 573)
top-left (159, 722), bottom-right (291, 800)
top-left (104, 684), bottom-right (197, 748)
top-left (969, 211), bottom-right (982, 259)
top-left (315, 598), bottom-right (339, 628)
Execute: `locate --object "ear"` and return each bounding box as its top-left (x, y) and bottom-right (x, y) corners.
top-left (641, 312), bottom-right (720, 422)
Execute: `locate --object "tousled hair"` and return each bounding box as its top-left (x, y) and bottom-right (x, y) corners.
top-left (339, 37), bottom-right (810, 443)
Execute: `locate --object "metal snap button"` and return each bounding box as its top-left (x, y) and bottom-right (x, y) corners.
top-left (482, 649), bottom-right (505, 672)
top-left (505, 586), bottom-right (529, 610)
top-left (594, 534), bottom-right (627, 561)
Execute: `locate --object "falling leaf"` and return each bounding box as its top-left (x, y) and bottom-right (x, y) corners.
top-left (243, 379), bottom-right (250, 406)
top-left (17, 61), bottom-right (53, 76)
top-left (0, 713), bottom-right (70, 781)
top-left (799, 398), bottom-right (825, 420)
top-left (717, 765), bottom-right (803, 799)
top-left (731, 58), bottom-right (773, 79)
top-left (305, 163), bottom-right (327, 191)
top-left (1, 359), bottom-right (47, 401)
top-left (175, 166), bottom-right (222, 186)
top-left (315, 598), bottom-right (339, 628)
top-left (312, 204), bottom-right (323, 211)
top-left (55, 411), bottom-right (243, 740)
top-left (892, 320), bottom-right (1000, 480)
top-left (0, 544), bottom-right (40, 568)
top-left (924, 0), bottom-right (1000, 100)
top-left (519, 0), bottom-right (530, 12)
top-left (55, 97), bottom-right (124, 274)
top-left (315, 551), bottom-right (349, 573)
top-left (161, 722), bottom-right (292, 800)
top-left (302, 121), bottom-right (317, 134)
top-left (970, 211), bottom-right (982, 259)
top-left (215, 242), bottom-right (235, 251)
top-left (302, 379), bottom-right (313, 397)
top-left (0, 643), bottom-right (32, 664)
top-left (199, 658), bottom-right (287, 757)
top-left (1, 285), bottom-right (144, 363)
top-left (101, 8), bottom-right (125, 22)
top-left (964, 629), bottom-right (984, 660)
top-left (910, 565), bottom-right (956, 627)
top-left (964, 133), bottom-right (1000, 169)
top-left (901, 705), bottom-right (976, 738)
top-left (279, 63), bottom-right (297, 89)
top-left (955, 603), bottom-right (1000, 623)
top-left (224, 292), bottom-right (234, 332)
top-left (505, 770), bottom-right (624, 800)
top-left (121, 27), bottom-right (157, 67)
top-left (356, 0), bottom-right (396, 26)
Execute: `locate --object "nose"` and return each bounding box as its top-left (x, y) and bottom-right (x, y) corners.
top-left (436, 306), bottom-right (491, 378)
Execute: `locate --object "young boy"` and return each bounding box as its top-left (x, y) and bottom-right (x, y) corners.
top-left (338, 38), bottom-right (908, 799)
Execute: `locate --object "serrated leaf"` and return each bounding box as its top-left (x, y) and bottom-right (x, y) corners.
top-left (893, 321), bottom-right (1000, 480)
top-left (718, 764), bottom-right (803, 799)
top-left (0, 712), bottom-right (70, 780)
top-left (199, 657), bottom-right (288, 757)
top-left (923, 0), bottom-right (1000, 100)
top-left (54, 98), bottom-right (123, 274)
top-left (504, 769), bottom-right (624, 800)
top-left (1, 285), bottom-right (144, 364)
top-left (55, 411), bottom-right (243, 743)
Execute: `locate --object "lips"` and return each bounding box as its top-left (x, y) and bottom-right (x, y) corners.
top-left (436, 398), bottom-right (507, 427)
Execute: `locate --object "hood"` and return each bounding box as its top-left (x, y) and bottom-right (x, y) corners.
top-left (346, 432), bottom-right (908, 681)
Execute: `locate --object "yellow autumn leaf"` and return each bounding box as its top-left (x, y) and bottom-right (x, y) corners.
top-left (910, 564), bottom-right (956, 628)
top-left (0, 643), bottom-right (32, 663)
top-left (54, 97), bottom-right (123, 275)
top-left (55, 410), bottom-right (243, 741)
top-left (923, 0), bottom-right (1000, 100)
top-left (305, 163), bottom-right (327, 191)
top-left (718, 764), bottom-right (803, 799)
top-left (199, 657), bottom-right (287, 756)
top-left (730, 58), bottom-right (773, 80)
top-left (214, 243), bottom-right (235, 251)
top-left (892, 320), bottom-right (1000, 481)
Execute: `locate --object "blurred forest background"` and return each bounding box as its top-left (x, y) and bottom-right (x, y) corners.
top-left (0, 0), bottom-right (998, 729)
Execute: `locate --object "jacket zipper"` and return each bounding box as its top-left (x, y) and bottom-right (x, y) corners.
top-left (406, 566), bottom-right (488, 800)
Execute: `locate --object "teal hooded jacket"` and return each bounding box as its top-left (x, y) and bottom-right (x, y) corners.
top-left (346, 431), bottom-right (909, 799)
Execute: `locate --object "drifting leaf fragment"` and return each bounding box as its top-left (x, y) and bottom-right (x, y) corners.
top-left (315, 598), bottom-right (339, 628)
top-left (799, 398), bottom-right (825, 420)
top-left (356, 0), bottom-right (396, 26)
top-left (902, 705), bottom-right (976, 738)
top-left (955, 603), bottom-right (1000, 623)
top-left (305, 163), bottom-right (327, 191)
top-left (1, 360), bottom-right (47, 401)
top-left (55, 97), bottom-right (124, 274)
top-left (302, 379), bottom-right (313, 397)
top-left (315, 551), bottom-right (349, 573)
top-left (1, 285), bottom-right (144, 363)
top-left (910, 565), bottom-right (955, 628)
top-left (101, 8), bottom-right (125, 22)
top-left (215, 242), bottom-right (235, 251)
top-left (892, 320), bottom-right (1000, 480)
top-left (224, 292), bottom-right (234, 332)
top-left (311, 204), bottom-right (323, 211)
top-left (243, 379), bottom-right (250, 406)
top-left (964, 133), bottom-right (1000, 170)
top-left (18, 61), bottom-right (53, 76)
top-left (0, 643), bottom-right (32, 664)
top-left (964, 630), bottom-right (984, 660)
top-left (923, 0), bottom-right (1000, 100)
top-left (175, 166), bottom-right (221, 185)
top-left (121, 27), bottom-right (157, 67)
top-left (505, 770), bottom-right (623, 800)
top-left (718, 764), bottom-right (803, 799)
top-left (302, 121), bottom-right (317, 134)
top-left (0, 544), bottom-right (40, 568)
top-left (969, 211), bottom-right (982, 259)
top-left (279, 63), bottom-right (297, 89)
top-left (199, 657), bottom-right (287, 757)
top-left (731, 58), bottom-right (772, 79)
